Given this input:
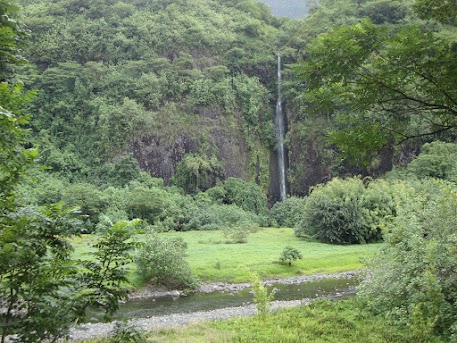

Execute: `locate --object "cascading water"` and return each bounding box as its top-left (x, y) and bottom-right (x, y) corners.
top-left (275, 55), bottom-right (287, 201)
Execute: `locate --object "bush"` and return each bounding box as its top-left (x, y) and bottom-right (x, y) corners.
top-left (407, 141), bottom-right (457, 181)
top-left (61, 183), bottom-right (108, 233)
top-left (206, 177), bottom-right (268, 215)
top-left (269, 196), bottom-right (307, 227)
top-left (250, 272), bottom-right (274, 321)
top-left (295, 178), bottom-right (372, 244)
top-left (125, 187), bottom-right (166, 225)
top-left (279, 246), bottom-right (303, 266)
top-left (106, 321), bottom-right (149, 343)
top-left (124, 183), bottom-right (197, 230)
top-left (358, 179), bottom-right (457, 340)
top-left (135, 232), bottom-right (198, 289)
top-left (223, 226), bottom-right (250, 243)
top-left (183, 203), bottom-right (259, 231)
top-left (295, 177), bottom-right (402, 244)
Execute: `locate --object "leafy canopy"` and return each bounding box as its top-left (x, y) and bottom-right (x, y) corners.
top-left (294, 4), bottom-right (457, 166)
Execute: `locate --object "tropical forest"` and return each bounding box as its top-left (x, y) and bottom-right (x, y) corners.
top-left (1, 0), bottom-right (457, 341)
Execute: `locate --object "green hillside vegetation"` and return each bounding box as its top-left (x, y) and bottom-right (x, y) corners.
top-left (18, 0), bottom-right (282, 193)
top-left (2, 0), bottom-right (457, 341)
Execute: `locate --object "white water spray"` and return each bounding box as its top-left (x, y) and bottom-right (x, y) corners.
top-left (274, 55), bottom-right (287, 201)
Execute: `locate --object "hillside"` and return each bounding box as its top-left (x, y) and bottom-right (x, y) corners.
top-left (18, 0), bottom-right (287, 197)
top-left (16, 0), bottom-right (437, 199)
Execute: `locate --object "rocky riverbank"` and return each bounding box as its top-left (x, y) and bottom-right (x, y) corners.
top-left (70, 271), bottom-right (361, 341)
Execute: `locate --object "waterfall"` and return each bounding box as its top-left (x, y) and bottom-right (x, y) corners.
top-left (275, 55), bottom-right (287, 201)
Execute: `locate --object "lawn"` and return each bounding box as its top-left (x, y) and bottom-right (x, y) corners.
top-left (71, 227), bottom-right (380, 284)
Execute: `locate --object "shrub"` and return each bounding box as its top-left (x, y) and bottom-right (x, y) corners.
top-left (135, 232), bottom-right (198, 289)
top-left (279, 246), bottom-right (303, 266)
top-left (269, 196), bottom-right (307, 227)
top-left (223, 226), bottom-right (250, 243)
top-left (0, 213), bottom-right (137, 342)
top-left (250, 272), bottom-right (275, 321)
top-left (295, 177), bottom-right (402, 244)
top-left (358, 179), bottom-right (457, 340)
top-left (106, 321), bottom-right (149, 343)
top-left (61, 183), bottom-right (108, 233)
top-left (407, 141), bottom-right (457, 181)
top-left (295, 178), bottom-right (373, 244)
top-left (125, 187), bottom-right (166, 225)
top-left (183, 203), bottom-right (259, 231)
top-left (206, 177), bottom-right (268, 215)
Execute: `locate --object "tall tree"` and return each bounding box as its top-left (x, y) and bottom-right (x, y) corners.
top-left (293, 3), bottom-right (457, 166)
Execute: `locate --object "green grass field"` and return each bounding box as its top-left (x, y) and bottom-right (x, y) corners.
top-left (71, 227), bottom-right (380, 284)
top-left (139, 299), bottom-right (443, 343)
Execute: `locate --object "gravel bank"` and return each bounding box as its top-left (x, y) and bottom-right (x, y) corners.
top-left (70, 271), bottom-right (361, 341)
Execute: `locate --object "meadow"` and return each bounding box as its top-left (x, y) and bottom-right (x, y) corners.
top-left (71, 227), bottom-right (381, 285)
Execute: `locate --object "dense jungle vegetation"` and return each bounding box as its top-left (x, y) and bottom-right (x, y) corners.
top-left (1, 0), bottom-right (457, 341)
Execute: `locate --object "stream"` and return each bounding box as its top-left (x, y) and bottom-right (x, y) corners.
top-left (71, 273), bottom-right (361, 341)
top-left (112, 275), bottom-right (359, 320)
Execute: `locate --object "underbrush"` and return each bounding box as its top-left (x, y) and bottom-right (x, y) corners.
top-left (144, 299), bottom-right (445, 342)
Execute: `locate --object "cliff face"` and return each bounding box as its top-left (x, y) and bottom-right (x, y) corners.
top-left (131, 109), bottom-right (253, 185)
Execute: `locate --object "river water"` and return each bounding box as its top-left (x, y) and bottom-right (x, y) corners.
top-left (102, 275), bottom-right (359, 321)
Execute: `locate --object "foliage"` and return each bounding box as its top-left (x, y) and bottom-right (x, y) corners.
top-left (0, 82), bottom-right (37, 203)
top-left (61, 183), bottom-right (108, 233)
top-left (125, 187), bottom-right (167, 226)
top-left (0, 0), bottom-right (27, 81)
top-left (406, 141), bottom-right (457, 181)
top-left (182, 203), bottom-right (259, 231)
top-left (135, 232), bottom-right (198, 289)
top-left (0, 2), bottom-right (136, 341)
top-left (250, 271), bottom-right (274, 321)
top-left (293, 14), bottom-right (457, 166)
top-left (414, 0), bottom-right (457, 24)
top-left (269, 196), bottom-right (307, 227)
top-left (205, 177), bottom-right (268, 215)
top-left (78, 220), bottom-right (139, 319)
top-left (97, 155), bottom-right (142, 187)
top-left (279, 246), bottom-right (302, 266)
top-left (104, 321), bottom-right (149, 343)
top-left (146, 299), bottom-right (441, 342)
top-left (358, 179), bottom-right (457, 340)
top-left (17, 0), bottom-right (278, 189)
top-left (223, 226), bottom-right (251, 244)
top-left (0, 214), bottom-right (137, 342)
top-left (173, 154), bottom-right (225, 194)
top-left (123, 183), bottom-right (197, 230)
top-left (295, 177), bottom-right (402, 244)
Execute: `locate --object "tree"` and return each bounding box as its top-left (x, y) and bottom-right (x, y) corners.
top-left (293, 14), bottom-right (457, 166)
top-left (1, 215), bottom-right (138, 342)
top-left (0, 0), bottom-right (27, 81)
top-left (414, 0), bottom-right (457, 24)
top-left (0, 2), bottom-right (137, 341)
